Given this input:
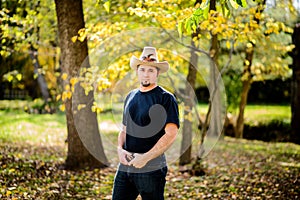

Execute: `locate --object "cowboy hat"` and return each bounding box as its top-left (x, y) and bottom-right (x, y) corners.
top-left (130, 47), bottom-right (169, 73)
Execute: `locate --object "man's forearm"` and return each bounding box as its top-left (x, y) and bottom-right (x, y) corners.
top-left (118, 125), bottom-right (126, 148)
top-left (144, 123), bottom-right (178, 161)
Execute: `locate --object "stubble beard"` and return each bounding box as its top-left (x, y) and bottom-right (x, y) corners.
top-left (142, 83), bottom-right (151, 87)
top-left (141, 81), bottom-right (151, 87)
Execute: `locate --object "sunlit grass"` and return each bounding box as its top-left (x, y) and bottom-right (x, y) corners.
top-left (0, 101), bottom-right (291, 146)
top-left (197, 104), bottom-right (290, 123)
top-left (0, 110), bottom-right (67, 145)
top-left (244, 104), bottom-right (290, 123)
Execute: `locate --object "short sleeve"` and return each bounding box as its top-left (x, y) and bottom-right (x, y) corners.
top-left (122, 92), bottom-right (131, 126)
top-left (164, 94), bottom-right (180, 128)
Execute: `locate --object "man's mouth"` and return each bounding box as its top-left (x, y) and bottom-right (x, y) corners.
top-left (141, 80), bottom-right (150, 87)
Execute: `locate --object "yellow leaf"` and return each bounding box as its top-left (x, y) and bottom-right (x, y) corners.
top-left (91, 105), bottom-right (96, 113)
top-left (67, 91), bottom-right (72, 99)
top-left (65, 84), bottom-right (70, 91)
top-left (16, 73), bottom-right (22, 81)
top-left (246, 42), bottom-right (253, 48)
top-left (59, 104), bottom-right (65, 112)
top-left (226, 41), bottom-right (231, 49)
top-left (62, 91), bottom-right (68, 101)
top-left (200, 20), bottom-right (209, 30)
top-left (7, 74), bottom-right (13, 82)
top-left (70, 77), bottom-right (78, 86)
top-left (6, 190), bottom-right (12, 196)
top-left (91, 105), bottom-right (102, 114)
top-left (245, 60), bottom-right (250, 66)
top-left (255, 69), bottom-right (261, 74)
top-left (255, 12), bottom-right (261, 20)
top-left (77, 104), bottom-right (86, 111)
top-left (71, 36), bottom-right (77, 43)
top-left (61, 73), bottom-right (68, 80)
top-left (56, 94), bottom-right (61, 101)
top-left (9, 168), bottom-right (15, 173)
top-left (78, 35), bottom-right (85, 42)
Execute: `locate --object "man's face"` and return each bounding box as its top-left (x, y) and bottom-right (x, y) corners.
top-left (137, 65), bottom-right (159, 87)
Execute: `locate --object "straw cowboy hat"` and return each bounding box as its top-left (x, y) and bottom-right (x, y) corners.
top-left (130, 47), bottom-right (169, 73)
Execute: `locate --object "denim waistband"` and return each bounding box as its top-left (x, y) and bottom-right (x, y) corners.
top-left (118, 154), bottom-right (167, 173)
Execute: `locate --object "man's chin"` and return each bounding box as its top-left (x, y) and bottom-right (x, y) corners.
top-left (142, 83), bottom-right (151, 87)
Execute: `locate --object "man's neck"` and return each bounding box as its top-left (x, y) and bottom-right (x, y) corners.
top-left (139, 83), bottom-right (158, 92)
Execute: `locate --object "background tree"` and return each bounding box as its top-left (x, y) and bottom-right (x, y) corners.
top-left (27, 0), bottom-right (50, 106)
top-left (175, 0), bottom-right (295, 171)
top-left (232, 0), bottom-right (295, 138)
top-left (291, 22), bottom-right (300, 144)
top-left (179, 0), bottom-right (202, 166)
top-left (55, 0), bottom-right (108, 169)
top-left (235, 0), bottom-right (267, 138)
top-left (0, 0), bottom-right (58, 110)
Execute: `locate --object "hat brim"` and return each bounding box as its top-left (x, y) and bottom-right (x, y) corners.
top-left (130, 56), bottom-right (169, 73)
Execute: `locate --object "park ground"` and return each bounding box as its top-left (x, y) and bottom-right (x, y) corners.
top-left (0, 103), bottom-right (299, 199)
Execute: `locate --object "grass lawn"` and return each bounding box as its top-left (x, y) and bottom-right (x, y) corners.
top-left (243, 104), bottom-right (291, 123)
top-left (0, 102), bottom-right (299, 199)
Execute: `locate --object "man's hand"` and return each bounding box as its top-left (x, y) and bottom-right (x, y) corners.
top-left (117, 147), bottom-right (134, 165)
top-left (128, 153), bottom-right (150, 168)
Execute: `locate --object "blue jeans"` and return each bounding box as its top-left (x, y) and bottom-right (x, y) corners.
top-left (112, 166), bottom-right (168, 200)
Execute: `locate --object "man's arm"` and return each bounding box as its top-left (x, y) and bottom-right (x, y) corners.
top-left (117, 125), bottom-right (133, 165)
top-left (129, 123), bottom-right (178, 168)
top-left (118, 125), bottom-right (126, 148)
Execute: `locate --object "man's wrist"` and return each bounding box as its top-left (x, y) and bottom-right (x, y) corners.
top-left (144, 152), bottom-right (154, 162)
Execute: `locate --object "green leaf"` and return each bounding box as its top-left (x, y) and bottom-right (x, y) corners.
top-left (192, 22), bottom-right (197, 32)
top-left (238, 0), bottom-right (248, 7)
top-left (225, 2), bottom-right (231, 17)
top-left (185, 19), bottom-right (192, 35)
top-left (193, 8), bottom-right (204, 17)
top-left (177, 21), bottom-right (183, 38)
top-left (103, 1), bottom-right (110, 13)
top-left (203, 5), bottom-right (209, 19)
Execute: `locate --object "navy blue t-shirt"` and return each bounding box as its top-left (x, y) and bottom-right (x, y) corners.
top-left (122, 86), bottom-right (180, 154)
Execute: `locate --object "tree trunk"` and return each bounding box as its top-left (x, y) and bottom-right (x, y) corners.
top-left (235, 79), bottom-right (252, 138)
top-left (191, 0), bottom-right (219, 175)
top-left (234, 1), bottom-right (266, 138)
top-left (235, 46), bottom-right (254, 138)
top-left (29, 45), bottom-right (50, 104)
top-left (291, 22), bottom-right (300, 144)
top-left (209, 14), bottom-right (222, 138)
top-left (179, 37), bottom-right (198, 165)
top-left (55, 0), bottom-right (108, 169)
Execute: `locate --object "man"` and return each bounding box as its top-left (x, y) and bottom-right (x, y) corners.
top-left (112, 47), bottom-right (180, 200)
